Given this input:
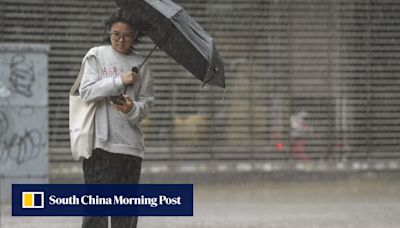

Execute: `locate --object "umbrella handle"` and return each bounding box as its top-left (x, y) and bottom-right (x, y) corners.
top-left (123, 66), bottom-right (139, 94)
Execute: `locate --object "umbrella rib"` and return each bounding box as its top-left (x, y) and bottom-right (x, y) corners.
top-left (139, 25), bottom-right (174, 70)
top-left (202, 76), bottom-right (214, 87)
top-left (123, 25), bottom-right (174, 94)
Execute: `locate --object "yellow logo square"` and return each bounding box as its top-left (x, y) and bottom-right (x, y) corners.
top-left (22, 192), bottom-right (44, 209)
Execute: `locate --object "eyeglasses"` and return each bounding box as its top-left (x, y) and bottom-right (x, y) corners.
top-left (109, 32), bottom-right (135, 41)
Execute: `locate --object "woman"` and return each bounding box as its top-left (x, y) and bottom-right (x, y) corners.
top-left (79, 9), bottom-right (154, 228)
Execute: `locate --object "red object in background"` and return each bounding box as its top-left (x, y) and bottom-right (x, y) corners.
top-left (291, 139), bottom-right (310, 160)
top-left (272, 132), bottom-right (284, 151)
top-left (276, 143), bottom-right (284, 151)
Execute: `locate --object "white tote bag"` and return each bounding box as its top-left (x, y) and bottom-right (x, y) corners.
top-left (69, 63), bottom-right (97, 161)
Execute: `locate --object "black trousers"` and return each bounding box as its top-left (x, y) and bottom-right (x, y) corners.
top-left (82, 148), bottom-right (142, 228)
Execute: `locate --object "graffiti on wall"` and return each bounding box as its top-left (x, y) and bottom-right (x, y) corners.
top-left (0, 44), bottom-right (49, 204)
top-left (9, 54), bottom-right (35, 97)
top-left (0, 110), bottom-right (45, 165)
top-left (0, 46), bottom-right (48, 168)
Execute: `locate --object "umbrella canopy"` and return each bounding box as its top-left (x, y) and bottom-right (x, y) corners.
top-left (115, 0), bottom-right (225, 88)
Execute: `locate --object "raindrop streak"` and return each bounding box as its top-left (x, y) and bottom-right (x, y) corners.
top-left (216, 89), bottom-right (226, 144)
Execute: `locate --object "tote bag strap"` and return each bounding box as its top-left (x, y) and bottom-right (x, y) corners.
top-left (69, 48), bottom-right (100, 95)
top-left (69, 64), bottom-right (84, 95)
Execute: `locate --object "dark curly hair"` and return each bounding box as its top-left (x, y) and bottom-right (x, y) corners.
top-left (103, 8), bottom-right (146, 45)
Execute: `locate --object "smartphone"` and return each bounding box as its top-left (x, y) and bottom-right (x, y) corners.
top-left (110, 94), bottom-right (126, 105)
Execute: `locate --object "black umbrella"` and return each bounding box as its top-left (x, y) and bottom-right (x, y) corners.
top-left (115, 0), bottom-right (225, 88)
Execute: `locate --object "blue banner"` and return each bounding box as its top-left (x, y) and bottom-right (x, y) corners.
top-left (12, 184), bottom-right (193, 216)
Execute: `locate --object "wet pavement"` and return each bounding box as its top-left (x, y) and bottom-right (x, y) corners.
top-left (1, 174), bottom-right (400, 228)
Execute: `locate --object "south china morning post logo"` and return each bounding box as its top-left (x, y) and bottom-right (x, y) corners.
top-left (48, 194), bottom-right (181, 208)
top-left (21, 192), bottom-right (44, 209)
top-left (12, 184), bottom-right (193, 216)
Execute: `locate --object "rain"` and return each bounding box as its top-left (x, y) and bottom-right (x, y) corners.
top-left (1, 0), bottom-right (400, 227)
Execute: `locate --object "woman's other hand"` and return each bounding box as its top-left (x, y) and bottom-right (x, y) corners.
top-left (111, 95), bottom-right (134, 113)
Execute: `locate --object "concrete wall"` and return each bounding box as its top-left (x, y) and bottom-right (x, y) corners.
top-left (0, 43), bottom-right (49, 203)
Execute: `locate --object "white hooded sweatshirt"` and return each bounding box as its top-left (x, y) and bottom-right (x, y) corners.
top-left (79, 45), bottom-right (154, 158)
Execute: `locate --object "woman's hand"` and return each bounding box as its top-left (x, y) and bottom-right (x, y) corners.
top-left (111, 95), bottom-right (134, 113)
top-left (121, 70), bottom-right (138, 86)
